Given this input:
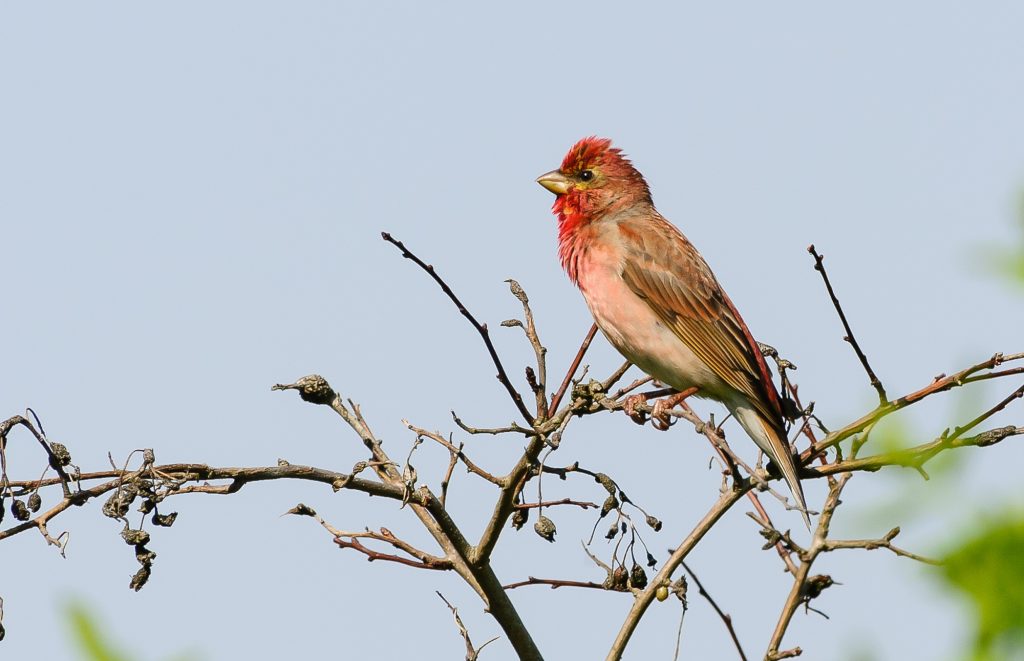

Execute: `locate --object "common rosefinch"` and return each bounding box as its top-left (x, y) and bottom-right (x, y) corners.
top-left (537, 137), bottom-right (809, 526)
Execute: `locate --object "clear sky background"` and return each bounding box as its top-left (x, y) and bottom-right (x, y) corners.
top-left (2, 3), bottom-right (1023, 660)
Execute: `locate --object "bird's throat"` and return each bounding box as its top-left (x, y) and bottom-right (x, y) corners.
top-left (555, 198), bottom-right (589, 287)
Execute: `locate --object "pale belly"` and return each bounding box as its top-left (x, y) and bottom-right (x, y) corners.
top-left (577, 249), bottom-right (733, 402)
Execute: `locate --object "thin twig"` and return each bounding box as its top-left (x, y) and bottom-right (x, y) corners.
top-left (548, 323), bottom-right (598, 413)
top-left (809, 245), bottom-right (887, 405)
top-left (682, 562), bottom-right (748, 661)
top-left (334, 536), bottom-right (453, 570)
top-left (505, 279), bottom-right (548, 419)
top-left (502, 577), bottom-right (609, 591)
top-left (822, 526), bottom-right (939, 565)
top-left (765, 474), bottom-right (851, 660)
top-left (437, 591), bottom-right (500, 661)
top-left (514, 498), bottom-right (599, 511)
top-left (406, 423), bottom-right (502, 485)
top-left (382, 232), bottom-right (535, 425)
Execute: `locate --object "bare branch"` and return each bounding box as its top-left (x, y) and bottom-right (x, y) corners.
top-left (822, 527), bottom-right (939, 565)
top-left (505, 279), bottom-right (548, 419)
top-left (437, 591), bottom-right (500, 660)
top-left (503, 577), bottom-right (609, 591)
top-left (451, 411), bottom-right (537, 437)
top-left (273, 375), bottom-right (542, 660)
top-left (514, 498), bottom-right (599, 511)
top-left (406, 423), bottom-right (502, 486)
top-left (0, 415), bottom-right (73, 497)
top-left (334, 536), bottom-right (453, 571)
top-left (548, 323), bottom-right (599, 413)
top-left (808, 245), bottom-right (887, 404)
top-left (765, 474), bottom-right (851, 660)
top-left (381, 232), bottom-right (535, 425)
top-left (682, 562), bottom-right (748, 661)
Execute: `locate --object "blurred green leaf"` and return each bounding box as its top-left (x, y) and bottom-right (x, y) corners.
top-left (66, 601), bottom-right (133, 661)
top-left (65, 600), bottom-right (200, 661)
top-left (938, 513), bottom-right (1024, 660)
top-left (975, 194), bottom-right (1024, 287)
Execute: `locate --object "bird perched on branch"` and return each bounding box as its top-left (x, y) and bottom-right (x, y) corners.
top-left (537, 137), bottom-right (809, 527)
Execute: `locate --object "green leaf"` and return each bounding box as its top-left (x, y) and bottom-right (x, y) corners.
top-left (938, 513), bottom-right (1024, 659)
top-left (66, 602), bottom-right (133, 661)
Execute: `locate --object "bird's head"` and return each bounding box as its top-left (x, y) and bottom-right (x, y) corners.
top-left (536, 137), bottom-right (651, 224)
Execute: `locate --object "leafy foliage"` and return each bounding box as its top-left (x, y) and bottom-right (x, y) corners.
top-left (939, 514), bottom-right (1024, 660)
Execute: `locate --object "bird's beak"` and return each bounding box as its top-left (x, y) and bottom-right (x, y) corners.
top-left (536, 170), bottom-right (570, 195)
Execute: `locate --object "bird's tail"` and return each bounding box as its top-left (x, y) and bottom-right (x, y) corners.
top-left (731, 404), bottom-right (811, 529)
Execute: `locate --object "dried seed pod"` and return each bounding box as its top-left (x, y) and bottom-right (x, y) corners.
top-left (533, 515), bottom-right (557, 542)
top-left (121, 528), bottom-right (151, 546)
top-left (594, 473), bottom-right (616, 495)
top-left (806, 574), bottom-right (835, 599)
top-left (600, 495), bottom-right (618, 518)
top-left (27, 492), bottom-right (42, 512)
top-left (511, 508), bottom-right (529, 530)
top-left (612, 566), bottom-right (629, 590)
top-left (49, 442), bottom-right (72, 467)
top-left (286, 503), bottom-right (317, 517)
top-left (102, 483), bottom-right (139, 519)
top-left (630, 565), bottom-right (648, 589)
top-left (293, 374), bottom-right (336, 405)
top-left (647, 552), bottom-right (657, 568)
top-left (138, 499), bottom-right (155, 514)
top-left (11, 499), bottom-right (30, 521)
top-left (152, 512), bottom-right (178, 527)
top-left (672, 576), bottom-right (689, 605)
top-left (605, 522), bottom-right (619, 540)
top-left (129, 565), bottom-right (151, 591)
top-left (645, 515), bottom-right (662, 532)
top-left (506, 278), bottom-right (528, 303)
top-left (135, 545), bottom-right (157, 565)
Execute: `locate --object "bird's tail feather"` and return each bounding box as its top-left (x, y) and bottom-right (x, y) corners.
top-left (731, 405), bottom-right (811, 529)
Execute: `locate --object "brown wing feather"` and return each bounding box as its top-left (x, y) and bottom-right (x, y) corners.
top-left (617, 215), bottom-right (784, 429)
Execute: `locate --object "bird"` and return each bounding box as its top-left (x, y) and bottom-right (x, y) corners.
top-left (536, 136), bottom-right (809, 527)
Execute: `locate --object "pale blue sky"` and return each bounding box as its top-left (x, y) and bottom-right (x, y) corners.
top-left (2, 3), bottom-right (1023, 659)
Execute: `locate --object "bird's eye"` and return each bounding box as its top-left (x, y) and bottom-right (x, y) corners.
top-left (579, 170), bottom-right (594, 182)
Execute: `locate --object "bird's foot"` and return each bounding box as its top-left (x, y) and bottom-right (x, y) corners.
top-left (623, 387), bottom-right (699, 430)
top-left (624, 393), bottom-right (649, 425)
top-left (650, 398), bottom-right (677, 431)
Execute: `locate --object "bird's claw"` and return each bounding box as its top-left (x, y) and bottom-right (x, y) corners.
top-left (623, 393), bottom-right (674, 430)
top-left (650, 399), bottom-right (676, 431)
top-left (624, 394), bottom-right (648, 425)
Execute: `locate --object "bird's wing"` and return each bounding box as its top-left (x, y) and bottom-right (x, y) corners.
top-left (617, 215), bottom-right (784, 428)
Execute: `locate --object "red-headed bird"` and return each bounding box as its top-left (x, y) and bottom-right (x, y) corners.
top-left (537, 137), bottom-right (809, 527)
